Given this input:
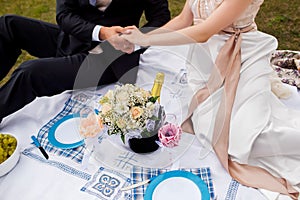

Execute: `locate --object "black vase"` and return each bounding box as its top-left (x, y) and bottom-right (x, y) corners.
top-left (128, 133), bottom-right (159, 153)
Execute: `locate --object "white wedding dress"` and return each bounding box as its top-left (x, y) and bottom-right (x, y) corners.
top-left (186, 0), bottom-right (300, 195)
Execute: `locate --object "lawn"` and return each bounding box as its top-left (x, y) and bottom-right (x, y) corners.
top-left (0, 0), bottom-right (299, 85)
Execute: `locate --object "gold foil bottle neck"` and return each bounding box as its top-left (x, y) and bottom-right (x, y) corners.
top-left (154, 72), bottom-right (165, 84)
top-left (151, 72), bottom-right (165, 103)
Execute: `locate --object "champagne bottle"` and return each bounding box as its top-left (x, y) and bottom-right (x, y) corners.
top-left (151, 72), bottom-right (164, 103)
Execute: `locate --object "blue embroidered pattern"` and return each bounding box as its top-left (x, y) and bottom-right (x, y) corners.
top-left (22, 147), bottom-right (91, 181)
top-left (225, 179), bottom-right (240, 200)
top-left (81, 167), bottom-right (132, 200)
top-left (115, 152), bottom-right (139, 169)
top-left (92, 174), bottom-right (120, 197)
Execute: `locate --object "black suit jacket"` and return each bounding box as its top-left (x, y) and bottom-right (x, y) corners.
top-left (55, 0), bottom-right (170, 56)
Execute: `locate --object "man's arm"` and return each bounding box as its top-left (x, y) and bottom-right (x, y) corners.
top-left (56, 0), bottom-right (96, 43)
top-left (142, 0), bottom-right (171, 29)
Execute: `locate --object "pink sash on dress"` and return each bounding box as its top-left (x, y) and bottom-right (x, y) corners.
top-left (181, 26), bottom-right (299, 199)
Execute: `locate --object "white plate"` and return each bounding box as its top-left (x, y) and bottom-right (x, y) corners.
top-left (48, 114), bottom-right (84, 149)
top-left (144, 170), bottom-right (210, 200)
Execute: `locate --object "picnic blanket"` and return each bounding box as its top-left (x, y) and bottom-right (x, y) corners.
top-left (1, 46), bottom-right (299, 200)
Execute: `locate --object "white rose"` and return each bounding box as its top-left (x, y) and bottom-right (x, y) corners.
top-left (115, 103), bottom-right (129, 114)
top-left (270, 76), bottom-right (291, 99)
top-left (116, 118), bottom-right (126, 129)
top-left (115, 90), bottom-right (129, 102)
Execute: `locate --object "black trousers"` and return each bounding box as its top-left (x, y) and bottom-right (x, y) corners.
top-left (0, 15), bottom-right (143, 120)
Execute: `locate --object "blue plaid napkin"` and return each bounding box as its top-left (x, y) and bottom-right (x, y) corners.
top-left (130, 166), bottom-right (215, 200)
top-left (36, 90), bottom-right (102, 163)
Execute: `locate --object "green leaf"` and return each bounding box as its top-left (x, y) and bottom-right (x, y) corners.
top-left (149, 96), bottom-right (159, 103)
top-left (141, 130), bottom-right (150, 138)
top-left (99, 96), bottom-right (109, 104)
top-left (121, 134), bottom-right (125, 144)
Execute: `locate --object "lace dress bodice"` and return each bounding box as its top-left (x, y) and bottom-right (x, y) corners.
top-left (190, 0), bottom-right (264, 29)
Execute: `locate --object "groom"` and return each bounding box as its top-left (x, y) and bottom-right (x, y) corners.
top-left (0, 0), bottom-right (170, 124)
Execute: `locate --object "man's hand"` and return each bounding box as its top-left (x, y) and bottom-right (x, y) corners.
top-left (99, 26), bottom-right (134, 54)
top-left (99, 26), bottom-right (123, 40)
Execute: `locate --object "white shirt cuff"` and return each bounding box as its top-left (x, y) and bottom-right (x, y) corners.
top-left (89, 0), bottom-right (96, 6)
top-left (134, 45), bottom-right (141, 51)
top-left (92, 25), bottom-right (102, 41)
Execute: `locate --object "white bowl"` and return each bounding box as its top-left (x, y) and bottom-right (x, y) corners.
top-left (0, 133), bottom-right (20, 177)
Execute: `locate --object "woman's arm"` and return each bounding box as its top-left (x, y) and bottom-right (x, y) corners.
top-left (122, 0), bottom-right (253, 46)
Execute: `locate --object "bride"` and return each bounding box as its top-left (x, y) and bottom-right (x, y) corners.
top-left (120, 0), bottom-right (300, 199)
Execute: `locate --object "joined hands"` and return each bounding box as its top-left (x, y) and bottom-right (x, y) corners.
top-left (100, 25), bottom-right (148, 54)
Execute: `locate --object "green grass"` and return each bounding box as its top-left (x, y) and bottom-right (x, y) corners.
top-left (0, 0), bottom-right (299, 85)
top-left (255, 0), bottom-right (299, 51)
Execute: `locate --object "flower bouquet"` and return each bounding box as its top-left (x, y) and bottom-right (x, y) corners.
top-left (97, 84), bottom-right (165, 153)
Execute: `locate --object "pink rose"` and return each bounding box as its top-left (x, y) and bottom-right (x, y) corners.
top-left (158, 123), bottom-right (182, 148)
top-left (79, 113), bottom-right (103, 138)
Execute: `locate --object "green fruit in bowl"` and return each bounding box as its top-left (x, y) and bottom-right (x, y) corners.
top-left (0, 133), bottom-right (20, 176)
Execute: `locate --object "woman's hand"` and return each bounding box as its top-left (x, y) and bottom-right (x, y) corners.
top-left (100, 26), bottom-right (135, 54)
top-left (107, 33), bottom-right (135, 54)
top-left (121, 26), bottom-right (150, 47)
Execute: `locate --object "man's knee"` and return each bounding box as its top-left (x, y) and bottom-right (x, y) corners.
top-left (0, 14), bottom-right (20, 29)
top-left (0, 14), bottom-right (24, 42)
top-left (0, 14), bottom-right (18, 23)
top-left (11, 60), bottom-right (44, 90)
